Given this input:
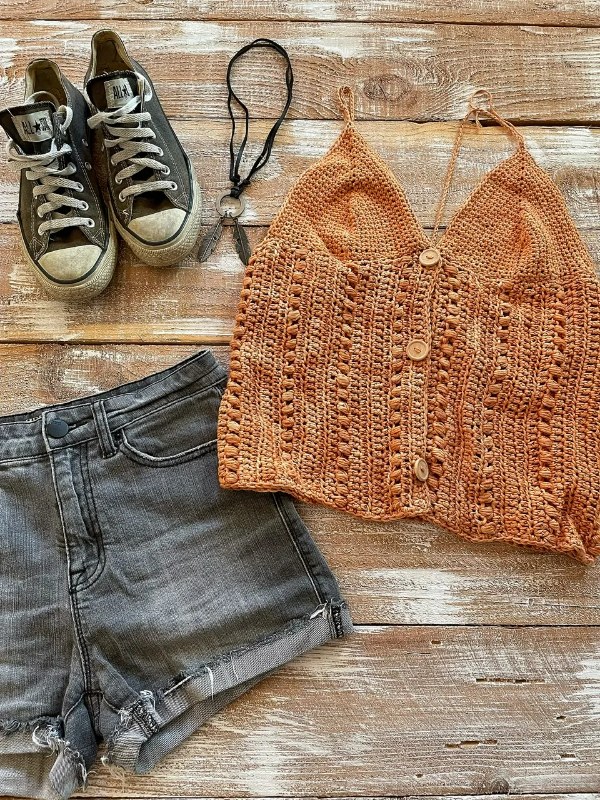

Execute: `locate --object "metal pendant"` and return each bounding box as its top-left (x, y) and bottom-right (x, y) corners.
top-left (197, 191), bottom-right (250, 265)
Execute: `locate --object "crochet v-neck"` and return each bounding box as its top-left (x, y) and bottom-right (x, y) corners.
top-left (301, 85), bottom-right (540, 255)
top-left (342, 123), bottom-right (529, 250)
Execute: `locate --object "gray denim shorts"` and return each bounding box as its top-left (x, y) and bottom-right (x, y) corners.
top-left (0, 348), bottom-right (353, 800)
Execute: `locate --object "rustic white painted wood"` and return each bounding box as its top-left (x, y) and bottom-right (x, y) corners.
top-left (0, 0), bottom-right (599, 25)
top-left (71, 626), bottom-right (600, 796)
top-left (0, 7), bottom-right (599, 800)
top-left (74, 797), bottom-right (600, 800)
top-left (0, 22), bottom-right (599, 122)
top-left (2, 122), bottom-right (600, 226)
top-left (0, 222), bottom-right (597, 343)
top-left (0, 123), bottom-right (598, 343)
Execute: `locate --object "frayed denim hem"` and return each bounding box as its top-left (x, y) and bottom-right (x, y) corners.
top-left (0, 716), bottom-right (87, 800)
top-left (102, 599), bottom-right (353, 774)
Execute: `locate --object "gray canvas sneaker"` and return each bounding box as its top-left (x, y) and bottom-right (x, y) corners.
top-left (0, 59), bottom-right (117, 300)
top-left (85, 30), bottom-right (201, 266)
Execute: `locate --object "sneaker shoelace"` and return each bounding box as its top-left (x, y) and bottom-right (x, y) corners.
top-left (87, 76), bottom-right (178, 203)
top-left (7, 106), bottom-right (94, 236)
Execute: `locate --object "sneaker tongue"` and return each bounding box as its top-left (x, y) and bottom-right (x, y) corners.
top-left (88, 70), bottom-right (160, 204)
top-left (87, 70), bottom-right (139, 111)
top-left (0, 100), bottom-right (57, 154)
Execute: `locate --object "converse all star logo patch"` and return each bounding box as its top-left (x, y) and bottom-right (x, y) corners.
top-left (13, 110), bottom-right (53, 143)
top-left (104, 78), bottom-right (134, 108)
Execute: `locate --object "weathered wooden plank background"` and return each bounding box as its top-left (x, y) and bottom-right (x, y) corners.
top-left (0, 2), bottom-right (599, 799)
top-left (2, 21), bottom-right (600, 122)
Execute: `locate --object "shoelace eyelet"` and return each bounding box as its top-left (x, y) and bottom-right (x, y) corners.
top-left (162, 166), bottom-right (171, 176)
top-left (115, 176), bottom-right (123, 185)
top-left (75, 182), bottom-right (84, 192)
top-left (118, 191), bottom-right (126, 202)
top-left (84, 161), bottom-right (92, 170)
top-left (169, 182), bottom-right (178, 191)
top-left (80, 201), bottom-right (89, 211)
top-left (86, 219), bottom-right (95, 228)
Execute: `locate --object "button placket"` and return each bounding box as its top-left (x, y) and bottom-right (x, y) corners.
top-left (405, 249), bottom-right (438, 497)
top-left (388, 248), bottom-right (438, 513)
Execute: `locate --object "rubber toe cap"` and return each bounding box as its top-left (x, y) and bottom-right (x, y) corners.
top-left (127, 208), bottom-right (187, 243)
top-left (38, 244), bottom-right (103, 282)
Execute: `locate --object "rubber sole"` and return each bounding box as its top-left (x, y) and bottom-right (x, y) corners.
top-left (111, 172), bottom-right (202, 267)
top-left (23, 221), bottom-right (118, 302)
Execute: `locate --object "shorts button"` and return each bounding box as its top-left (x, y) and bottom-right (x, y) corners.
top-left (46, 418), bottom-right (70, 438)
top-left (406, 339), bottom-right (430, 361)
top-left (419, 247), bottom-right (441, 267)
top-left (413, 457), bottom-right (429, 481)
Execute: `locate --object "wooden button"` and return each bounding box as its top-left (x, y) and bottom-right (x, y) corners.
top-left (419, 247), bottom-right (441, 267)
top-left (406, 339), bottom-right (430, 361)
top-left (413, 458), bottom-right (429, 481)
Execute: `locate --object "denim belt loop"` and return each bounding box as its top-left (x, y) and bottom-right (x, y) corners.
top-left (91, 400), bottom-right (118, 459)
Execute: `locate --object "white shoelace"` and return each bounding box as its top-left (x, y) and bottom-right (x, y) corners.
top-left (7, 106), bottom-right (94, 236)
top-left (87, 77), bottom-right (178, 202)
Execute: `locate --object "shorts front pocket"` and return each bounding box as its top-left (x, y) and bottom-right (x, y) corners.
top-left (117, 377), bottom-right (226, 468)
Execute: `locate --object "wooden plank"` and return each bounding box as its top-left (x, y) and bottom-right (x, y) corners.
top-left (1, 22), bottom-right (599, 122)
top-left (0, 0), bottom-right (599, 26)
top-left (1, 342), bottom-right (599, 627)
top-left (71, 626), bottom-right (600, 796)
top-left (0, 123), bottom-right (599, 344)
top-left (2, 122), bottom-right (600, 227)
top-left (72, 792), bottom-right (600, 800)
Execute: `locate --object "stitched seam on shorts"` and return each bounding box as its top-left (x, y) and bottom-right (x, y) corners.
top-left (46, 449), bottom-right (95, 698)
top-left (70, 592), bottom-right (94, 698)
top-left (271, 493), bottom-right (324, 605)
top-left (111, 375), bottom-right (227, 432)
top-left (72, 441), bottom-right (106, 592)
top-left (119, 432), bottom-right (218, 467)
top-left (0, 452), bottom-right (49, 465)
top-left (101, 696), bottom-right (123, 715)
top-left (63, 693), bottom-right (87, 724)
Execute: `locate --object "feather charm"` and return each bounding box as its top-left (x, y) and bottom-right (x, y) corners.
top-left (233, 218), bottom-right (252, 265)
top-left (197, 219), bottom-right (223, 262)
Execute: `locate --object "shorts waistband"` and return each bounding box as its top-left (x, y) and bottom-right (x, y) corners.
top-left (0, 349), bottom-right (228, 461)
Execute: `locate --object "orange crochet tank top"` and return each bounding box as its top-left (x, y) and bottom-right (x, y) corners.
top-left (217, 88), bottom-right (600, 564)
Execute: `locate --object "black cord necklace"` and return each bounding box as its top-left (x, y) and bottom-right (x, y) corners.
top-left (198, 38), bottom-right (294, 265)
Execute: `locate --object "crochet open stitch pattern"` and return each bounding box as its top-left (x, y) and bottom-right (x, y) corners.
top-left (217, 87), bottom-right (600, 564)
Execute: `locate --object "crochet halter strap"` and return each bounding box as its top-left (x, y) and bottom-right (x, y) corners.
top-left (430, 89), bottom-right (525, 244)
top-left (217, 86), bottom-right (600, 564)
